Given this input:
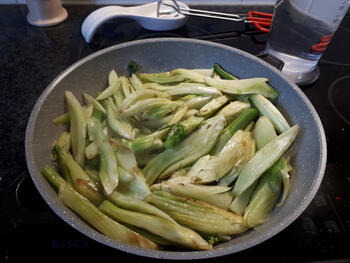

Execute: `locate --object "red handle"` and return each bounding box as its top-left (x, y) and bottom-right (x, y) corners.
top-left (247, 11), bottom-right (272, 33)
top-left (251, 22), bottom-right (271, 33)
top-left (248, 11), bottom-right (273, 19)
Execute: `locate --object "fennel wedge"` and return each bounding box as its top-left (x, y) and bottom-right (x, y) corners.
top-left (144, 115), bottom-right (226, 185)
top-left (232, 125), bottom-right (299, 196)
top-left (147, 191), bottom-right (247, 235)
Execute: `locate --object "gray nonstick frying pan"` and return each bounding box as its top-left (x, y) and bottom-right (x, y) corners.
top-left (25, 38), bottom-right (327, 260)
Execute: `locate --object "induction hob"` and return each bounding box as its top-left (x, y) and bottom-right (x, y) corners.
top-left (0, 4), bottom-right (349, 263)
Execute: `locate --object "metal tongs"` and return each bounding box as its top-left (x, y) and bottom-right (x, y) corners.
top-left (157, 0), bottom-right (273, 33)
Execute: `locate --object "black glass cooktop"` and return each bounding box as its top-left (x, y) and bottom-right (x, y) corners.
top-left (0, 4), bottom-right (350, 263)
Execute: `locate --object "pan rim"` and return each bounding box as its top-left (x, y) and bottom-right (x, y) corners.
top-left (25, 37), bottom-right (327, 260)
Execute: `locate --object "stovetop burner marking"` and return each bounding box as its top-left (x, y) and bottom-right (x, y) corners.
top-left (328, 75), bottom-right (350, 126)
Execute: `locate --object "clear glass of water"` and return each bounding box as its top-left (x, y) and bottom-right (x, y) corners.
top-left (265, 0), bottom-right (350, 85)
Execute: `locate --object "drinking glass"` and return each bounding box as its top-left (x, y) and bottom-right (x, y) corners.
top-left (265, 0), bottom-right (350, 85)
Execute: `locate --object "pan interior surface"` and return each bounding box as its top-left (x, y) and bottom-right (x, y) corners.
top-left (25, 38), bottom-right (326, 260)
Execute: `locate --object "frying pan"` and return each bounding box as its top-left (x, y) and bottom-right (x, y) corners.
top-left (25, 38), bottom-right (327, 259)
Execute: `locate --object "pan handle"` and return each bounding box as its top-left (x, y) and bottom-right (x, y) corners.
top-left (257, 53), bottom-right (284, 71)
